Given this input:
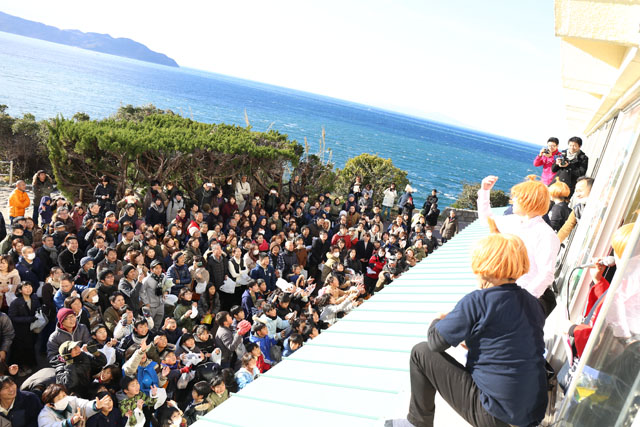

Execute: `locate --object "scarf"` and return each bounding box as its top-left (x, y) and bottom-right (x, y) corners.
top-left (41, 244), bottom-right (59, 264)
top-left (566, 150), bottom-right (578, 161)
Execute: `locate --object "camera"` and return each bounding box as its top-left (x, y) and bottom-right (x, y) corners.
top-left (155, 286), bottom-right (163, 296)
top-left (543, 148), bottom-right (550, 155)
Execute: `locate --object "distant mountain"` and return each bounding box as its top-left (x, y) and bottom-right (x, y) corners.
top-left (0, 11), bottom-right (178, 67)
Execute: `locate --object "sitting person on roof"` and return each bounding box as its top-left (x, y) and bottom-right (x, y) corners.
top-left (386, 218), bottom-right (547, 427)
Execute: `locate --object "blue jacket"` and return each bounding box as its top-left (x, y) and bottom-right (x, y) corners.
top-left (38, 196), bottom-right (54, 225)
top-left (282, 337), bottom-right (299, 358)
top-left (241, 289), bottom-right (257, 320)
top-left (167, 263), bottom-right (192, 295)
top-left (249, 265), bottom-right (276, 291)
top-left (249, 333), bottom-right (278, 364)
top-left (128, 360), bottom-right (160, 397)
top-left (54, 284), bottom-right (89, 309)
top-left (234, 367), bottom-right (259, 390)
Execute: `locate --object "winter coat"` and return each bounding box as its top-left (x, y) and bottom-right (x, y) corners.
top-left (248, 333), bottom-right (278, 364)
top-left (215, 325), bottom-right (243, 366)
top-left (140, 274), bottom-right (173, 309)
top-left (440, 216), bottom-right (459, 239)
top-left (46, 320), bottom-right (92, 361)
top-left (37, 396), bottom-right (98, 427)
top-left (206, 255), bottom-right (228, 289)
top-left (94, 183), bottom-right (116, 210)
top-left (54, 351), bottom-right (106, 397)
top-left (16, 257), bottom-right (45, 289)
top-left (166, 197), bottom-right (186, 227)
top-left (249, 265), bottom-right (276, 291)
top-left (32, 173), bottom-right (55, 201)
top-left (39, 196), bottom-right (54, 225)
top-left (145, 204), bottom-right (166, 227)
top-left (118, 277), bottom-right (143, 315)
top-left (8, 295), bottom-right (41, 343)
top-left (533, 150), bottom-right (560, 186)
top-left (9, 189), bottom-right (30, 218)
top-left (167, 263), bottom-right (192, 295)
top-left (548, 201), bottom-right (571, 232)
top-left (0, 312), bottom-right (14, 353)
top-left (550, 149), bottom-right (589, 191)
top-left (0, 389), bottom-right (42, 427)
top-left (57, 248), bottom-right (84, 276)
top-left (382, 188), bottom-right (397, 207)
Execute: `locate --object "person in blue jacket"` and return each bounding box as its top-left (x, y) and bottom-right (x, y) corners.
top-left (166, 251), bottom-right (191, 295)
top-left (249, 255), bottom-right (276, 291)
top-left (248, 322), bottom-right (279, 365)
top-left (386, 218), bottom-right (547, 427)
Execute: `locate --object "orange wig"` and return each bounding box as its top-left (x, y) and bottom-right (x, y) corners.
top-left (548, 181), bottom-right (570, 200)
top-left (511, 175), bottom-right (550, 217)
top-left (612, 223), bottom-right (635, 258)
top-left (472, 218), bottom-right (530, 281)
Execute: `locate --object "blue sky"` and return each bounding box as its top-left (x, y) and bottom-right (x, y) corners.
top-left (1, 0), bottom-right (567, 144)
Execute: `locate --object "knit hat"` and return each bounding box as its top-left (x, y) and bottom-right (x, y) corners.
top-left (150, 260), bottom-right (162, 269)
top-left (81, 288), bottom-right (96, 301)
top-left (56, 308), bottom-right (75, 327)
top-left (105, 211), bottom-right (115, 217)
top-left (122, 264), bottom-right (136, 277)
top-left (80, 256), bottom-right (93, 268)
top-left (54, 221), bottom-right (65, 228)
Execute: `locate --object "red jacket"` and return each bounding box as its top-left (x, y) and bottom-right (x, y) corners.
top-left (366, 254), bottom-right (386, 279)
top-left (572, 277), bottom-right (610, 357)
top-left (331, 233), bottom-right (352, 249)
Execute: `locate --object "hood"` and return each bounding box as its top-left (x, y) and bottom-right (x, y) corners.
top-left (39, 196), bottom-right (52, 210)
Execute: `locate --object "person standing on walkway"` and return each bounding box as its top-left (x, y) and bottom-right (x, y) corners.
top-left (382, 183), bottom-right (398, 222)
top-left (533, 137), bottom-right (560, 186)
top-left (551, 136), bottom-right (589, 195)
top-left (8, 181), bottom-right (30, 224)
top-left (439, 210), bottom-right (458, 244)
top-left (32, 171), bottom-right (55, 226)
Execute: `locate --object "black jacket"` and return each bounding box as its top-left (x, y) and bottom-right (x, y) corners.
top-left (355, 239), bottom-right (374, 263)
top-left (54, 351), bottom-right (107, 398)
top-left (86, 409), bottom-right (127, 427)
top-left (57, 248), bottom-right (84, 276)
top-left (310, 237), bottom-right (330, 265)
top-left (8, 296), bottom-right (41, 340)
top-left (548, 201), bottom-right (572, 232)
top-left (551, 150), bottom-right (589, 191)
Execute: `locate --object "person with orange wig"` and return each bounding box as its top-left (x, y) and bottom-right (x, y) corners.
top-left (568, 222), bottom-right (637, 357)
top-left (547, 180), bottom-right (572, 232)
top-left (478, 175), bottom-right (560, 311)
top-left (386, 220), bottom-right (547, 427)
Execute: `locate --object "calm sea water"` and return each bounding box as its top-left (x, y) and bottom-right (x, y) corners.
top-left (0, 31), bottom-right (538, 207)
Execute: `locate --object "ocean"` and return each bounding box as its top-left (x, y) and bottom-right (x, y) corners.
top-left (0, 31), bottom-right (539, 207)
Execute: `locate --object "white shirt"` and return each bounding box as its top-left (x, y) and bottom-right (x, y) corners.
top-left (477, 189), bottom-right (560, 298)
top-left (607, 255), bottom-right (640, 338)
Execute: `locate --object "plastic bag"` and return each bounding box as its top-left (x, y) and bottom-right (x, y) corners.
top-left (220, 278), bottom-right (236, 294)
top-left (177, 370), bottom-right (196, 389)
top-left (30, 308), bottom-right (48, 333)
top-left (236, 273), bottom-right (252, 286)
top-left (194, 281), bottom-right (207, 294)
top-left (99, 345), bottom-right (116, 366)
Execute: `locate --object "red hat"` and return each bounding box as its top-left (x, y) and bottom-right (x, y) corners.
top-left (56, 308), bottom-right (75, 328)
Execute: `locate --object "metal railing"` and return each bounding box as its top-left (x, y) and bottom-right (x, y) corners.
top-left (0, 161), bottom-right (14, 186)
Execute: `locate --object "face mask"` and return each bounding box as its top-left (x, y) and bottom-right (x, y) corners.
top-left (171, 419), bottom-right (182, 427)
top-left (91, 295), bottom-right (99, 304)
top-left (379, 252), bottom-right (385, 257)
top-left (54, 396), bottom-right (70, 411)
top-left (253, 250), bottom-right (259, 255)
top-left (26, 253), bottom-right (36, 261)
top-left (426, 233), bottom-right (432, 238)
top-left (333, 252), bottom-right (340, 258)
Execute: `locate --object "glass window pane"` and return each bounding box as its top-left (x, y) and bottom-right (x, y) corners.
top-left (558, 227), bottom-right (640, 426)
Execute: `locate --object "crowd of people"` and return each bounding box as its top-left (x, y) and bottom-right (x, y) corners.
top-left (0, 169), bottom-right (451, 427)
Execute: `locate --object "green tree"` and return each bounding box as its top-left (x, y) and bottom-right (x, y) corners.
top-left (334, 153), bottom-right (409, 207)
top-left (451, 182), bottom-right (510, 210)
top-left (0, 108), bottom-right (50, 179)
top-left (47, 109), bottom-right (302, 201)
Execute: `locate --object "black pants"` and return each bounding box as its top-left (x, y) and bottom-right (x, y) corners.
top-left (408, 342), bottom-right (509, 427)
